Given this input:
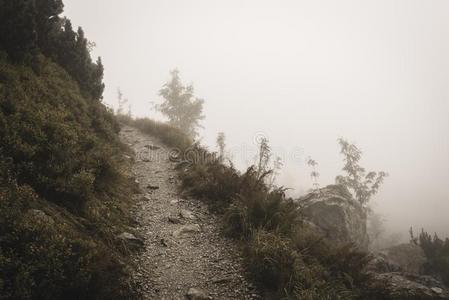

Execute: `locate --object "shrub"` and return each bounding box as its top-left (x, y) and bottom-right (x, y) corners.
top-left (417, 230), bottom-right (449, 286)
top-left (126, 117), bottom-right (193, 151)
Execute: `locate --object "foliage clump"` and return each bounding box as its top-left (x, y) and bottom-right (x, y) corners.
top-left (336, 138), bottom-right (388, 206)
top-left (412, 229), bottom-right (449, 286)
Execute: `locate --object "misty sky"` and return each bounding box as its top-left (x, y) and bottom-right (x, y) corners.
top-left (64, 0), bottom-right (449, 238)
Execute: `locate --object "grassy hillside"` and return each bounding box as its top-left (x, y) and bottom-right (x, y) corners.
top-left (0, 53), bottom-right (139, 300)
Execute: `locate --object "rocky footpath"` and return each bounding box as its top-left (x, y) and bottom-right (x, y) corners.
top-left (120, 126), bottom-right (260, 300)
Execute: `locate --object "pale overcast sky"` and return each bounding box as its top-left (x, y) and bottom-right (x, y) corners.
top-left (64, 0), bottom-right (449, 238)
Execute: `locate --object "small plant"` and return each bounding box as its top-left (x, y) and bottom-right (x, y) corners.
top-left (116, 88), bottom-right (129, 116)
top-left (307, 156), bottom-right (320, 190)
top-left (216, 132), bottom-right (226, 162)
top-left (335, 138), bottom-right (388, 206)
top-left (255, 137), bottom-right (271, 180)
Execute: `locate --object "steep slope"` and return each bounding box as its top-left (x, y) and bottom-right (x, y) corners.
top-left (0, 50), bottom-right (136, 300)
top-left (121, 125), bottom-right (260, 299)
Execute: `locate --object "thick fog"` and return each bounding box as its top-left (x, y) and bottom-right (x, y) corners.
top-left (64, 0), bottom-right (449, 239)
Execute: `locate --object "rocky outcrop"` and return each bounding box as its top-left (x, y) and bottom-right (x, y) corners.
top-left (298, 185), bottom-right (369, 249)
top-left (297, 185), bottom-right (448, 298)
top-left (367, 245), bottom-right (448, 299)
top-left (370, 272), bottom-right (449, 299)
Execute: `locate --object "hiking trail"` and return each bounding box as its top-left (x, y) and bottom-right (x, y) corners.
top-left (120, 126), bottom-right (260, 300)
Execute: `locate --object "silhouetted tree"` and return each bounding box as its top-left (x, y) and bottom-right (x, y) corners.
top-left (155, 69), bottom-right (205, 138)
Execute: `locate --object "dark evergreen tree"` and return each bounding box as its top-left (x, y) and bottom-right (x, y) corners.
top-left (35, 0), bottom-right (64, 53)
top-left (0, 0), bottom-right (38, 61)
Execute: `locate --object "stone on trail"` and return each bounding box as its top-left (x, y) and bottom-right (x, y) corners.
top-left (186, 288), bottom-right (210, 300)
top-left (179, 209), bottom-right (196, 220)
top-left (168, 216), bottom-right (181, 224)
top-left (141, 194), bottom-right (151, 201)
top-left (173, 224), bottom-right (201, 238)
top-left (117, 232), bottom-right (144, 248)
top-left (147, 184), bottom-right (160, 190)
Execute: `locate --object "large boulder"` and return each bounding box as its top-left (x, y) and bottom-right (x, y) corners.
top-left (298, 185), bottom-right (369, 249)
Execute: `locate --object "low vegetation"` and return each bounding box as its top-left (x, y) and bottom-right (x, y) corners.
top-left (412, 229), bottom-right (449, 286)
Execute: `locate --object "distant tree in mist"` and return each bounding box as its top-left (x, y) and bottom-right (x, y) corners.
top-left (155, 69), bottom-right (205, 138)
top-left (336, 138), bottom-right (388, 206)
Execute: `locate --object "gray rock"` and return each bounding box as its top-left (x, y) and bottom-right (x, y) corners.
top-left (298, 184), bottom-right (369, 249)
top-left (371, 272), bottom-right (449, 299)
top-left (168, 216), bottom-right (181, 224)
top-left (186, 288), bottom-right (210, 300)
top-left (173, 224), bottom-right (201, 238)
top-left (118, 232), bottom-right (144, 248)
top-left (179, 209), bottom-right (196, 220)
top-left (366, 253), bottom-right (402, 273)
top-left (147, 184), bottom-right (160, 190)
top-left (26, 209), bottom-right (55, 225)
